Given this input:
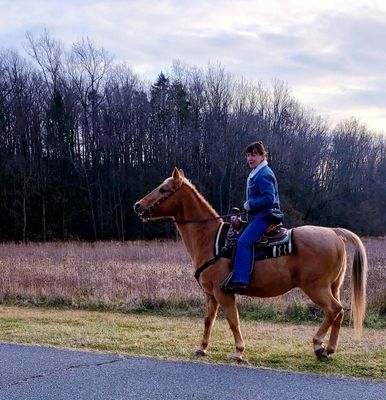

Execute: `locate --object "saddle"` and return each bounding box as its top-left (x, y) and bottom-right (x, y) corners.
top-left (195, 212), bottom-right (296, 293)
top-left (214, 211), bottom-right (295, 262)
top-left (255, 223), bottom-right (289, 247)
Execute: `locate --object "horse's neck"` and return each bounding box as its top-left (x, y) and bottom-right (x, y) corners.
top-left (175, 187), bottom-right (220, 268)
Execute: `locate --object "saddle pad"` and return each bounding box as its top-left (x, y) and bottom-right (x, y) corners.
top-left (255, 229), bottom-right (294, 260)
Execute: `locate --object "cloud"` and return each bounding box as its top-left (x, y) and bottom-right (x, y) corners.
top-left (0, 0), bottom-right (385, 132)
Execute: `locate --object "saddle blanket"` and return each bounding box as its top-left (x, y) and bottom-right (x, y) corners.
top-left (214, 222), bottom-right (295, 262)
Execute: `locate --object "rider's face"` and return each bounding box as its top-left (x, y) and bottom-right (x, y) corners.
top-left (246, 151), bottom-right (264, 169)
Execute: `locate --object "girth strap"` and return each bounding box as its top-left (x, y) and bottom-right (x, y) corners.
top-left (194, 223), bottom-right (227, 289)
top-left (194, 255), bottom-right (220, 285)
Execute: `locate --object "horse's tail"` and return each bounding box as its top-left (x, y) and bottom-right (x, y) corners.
top-left (332, 228), bottom-right (368, 338)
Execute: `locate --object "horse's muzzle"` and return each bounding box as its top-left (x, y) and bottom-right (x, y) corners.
top-left (133, 202), bottom-right (153, 219)
top-left (133, 202), bottom-right (142, 214)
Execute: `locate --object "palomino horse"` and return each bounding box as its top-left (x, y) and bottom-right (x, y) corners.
top-left (134, 168), bottom-right (368, 362)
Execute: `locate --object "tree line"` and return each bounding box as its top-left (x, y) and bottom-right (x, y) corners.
top-left (0, 31), bottom-right (385, 242)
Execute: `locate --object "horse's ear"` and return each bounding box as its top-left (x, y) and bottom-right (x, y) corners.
top-left (179, 169), bottom-right (185, 178)
top-left (172, 167), bottom-right (181, 181)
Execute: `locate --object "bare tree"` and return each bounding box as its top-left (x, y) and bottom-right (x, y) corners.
top-left (24, 29), bottom-right (64, 95)
top-left (1, 33), bottom-right (385, 241)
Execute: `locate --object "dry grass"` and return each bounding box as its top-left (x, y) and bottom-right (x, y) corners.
top-left (0, 238), bottom-right (384, 324)
top-left (362, 237), bottom-right (386, 313)
top-left (0, 241), bottom-right (198, 308)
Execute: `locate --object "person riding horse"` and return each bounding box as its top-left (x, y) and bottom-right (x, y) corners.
top-left (134, 167), bottom-right (367, 362)
top-left (222, 141), bottom-right (282, 294)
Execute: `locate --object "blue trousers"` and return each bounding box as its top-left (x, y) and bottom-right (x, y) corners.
top-left (232, 216), bottom-right (270, 284)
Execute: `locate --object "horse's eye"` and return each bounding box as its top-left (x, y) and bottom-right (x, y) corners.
top-left (159, 187), bottom-right (167, 193)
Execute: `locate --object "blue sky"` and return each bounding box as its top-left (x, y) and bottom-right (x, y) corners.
top-left (1, 0), bottom-right (385, 133)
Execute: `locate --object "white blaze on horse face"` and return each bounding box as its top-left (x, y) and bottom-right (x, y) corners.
top-left (135, 183), bottom-right (162, 212)
top-left (135, 176), bottom-right (180, 219)
top-left (134, 169), bottom-right (187, 220)
top-left (162, 177), bottom-right (176, 191)
top-left (144, 181), bottom-right (168, 205)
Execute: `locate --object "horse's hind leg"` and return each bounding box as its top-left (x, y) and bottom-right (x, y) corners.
top-left (303, 287), bottom-right (343, 360)
top-left (196, 294), bottom-right (219, 356)
top-left (326, 285), bottom-right (344, 355)
top-left (214, 289), bottom-right (245, 363)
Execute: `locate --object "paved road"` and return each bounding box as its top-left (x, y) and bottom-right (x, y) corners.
top-left (0, 343), bottom-right (384, 400)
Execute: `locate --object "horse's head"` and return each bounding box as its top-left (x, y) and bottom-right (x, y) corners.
top-left (133, 167), bottom-right (185, 221)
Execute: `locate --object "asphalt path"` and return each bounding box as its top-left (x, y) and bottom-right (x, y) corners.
top-left (0, 343), bottom-right (384, 400)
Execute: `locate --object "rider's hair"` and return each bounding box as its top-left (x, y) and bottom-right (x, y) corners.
top-left (245, 141), bottom-right (268, 159)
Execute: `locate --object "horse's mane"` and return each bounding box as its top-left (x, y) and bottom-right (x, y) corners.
top-left (183, 178), bottom-right (219, 217)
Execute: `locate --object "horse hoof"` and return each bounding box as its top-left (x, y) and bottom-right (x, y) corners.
top-left (231, 356), bottom-right (243, 364)
top-left (195, 349), bottom-right (206, 357)
top-left (315, 348), bottom-right (329, 361)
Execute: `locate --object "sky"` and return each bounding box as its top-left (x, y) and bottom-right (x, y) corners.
top-left (1, 0), bottom-right (386, 133)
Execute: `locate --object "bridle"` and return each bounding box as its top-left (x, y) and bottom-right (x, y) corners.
top-left (136, 179), bottom-right (183, 220)
top-left (137, 180), bottom-right (233, 224)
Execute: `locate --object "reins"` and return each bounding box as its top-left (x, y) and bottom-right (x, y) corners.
top-left (141, 179), bottom-right (235, 224)
top-left (163, 214), bottom-right (234, 224)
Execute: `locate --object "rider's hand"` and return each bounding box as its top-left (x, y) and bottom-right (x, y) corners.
top-left (243, 201), bottom-right (251, 211)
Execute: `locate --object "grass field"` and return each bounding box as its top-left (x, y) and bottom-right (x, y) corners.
top-left (0, 238), bottom-right (384, 379)
top-left (0, 305), bottom-right (384, 380)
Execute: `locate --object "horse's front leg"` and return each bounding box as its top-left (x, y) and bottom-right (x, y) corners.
top-left (196, 294), bottom-right (219, 357)
top-left (215, 289), bottom-right (245, 363)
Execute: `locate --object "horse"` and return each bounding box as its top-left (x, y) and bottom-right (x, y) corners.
top-left (133, 167), bottom-right (368, 362)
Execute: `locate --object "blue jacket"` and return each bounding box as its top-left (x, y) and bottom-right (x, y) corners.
top-left (246, 163), bottom-right (280, 220)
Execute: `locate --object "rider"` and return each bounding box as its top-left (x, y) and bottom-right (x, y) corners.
top-left (223, 141), bottom-right (281, 294)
